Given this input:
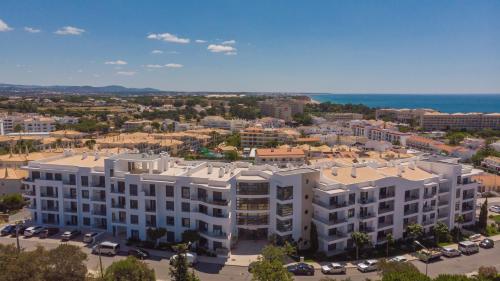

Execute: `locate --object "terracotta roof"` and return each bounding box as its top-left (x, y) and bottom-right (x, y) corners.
top-left (256, 148), bottom-right (305, 157)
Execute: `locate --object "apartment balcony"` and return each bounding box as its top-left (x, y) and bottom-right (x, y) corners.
top-left (319, 232), bottom-right (347, 242)
top-left (42, 219), bottom-right (59, 225)
top-left (423, 206), bottom-right (436, 213)
top-left (378, 220), bottom-right (394, 228)
top-left (463, 194), bottom-right (475, 200)
top-left (110, 189), bottom-right (125, 194)
top-left (438, 200), bottom-right (449, 206)
top-left (191, 196), bottom-right (229, 206)
top-left (111, 204), bottom-right (126, 209)
top-left (424, 193), bottom-right (437, 199)
top-left (462, 204), bottom-right (474, 212)
top-left (378, 206), bottom-right (394, 214)
top-left (379, 192), bottom-right (395, 200)
top-left (92, 210), bottom-right (107, 216)
top-left (112, 218), bottom-right (127, 224)
top-left (40, 192), bottom-right (58, 198)
top-left (64, 208), bottom-right (78, 213)
top-left (91, 196), bottom-right (106, 202)
top-left (404, 209), bottom-right (419, 216)
top-left (359, 213), bottom-right (376, 220)
top-left (312, 199), bottom-right (347, 210)
top-left (199, 229), bottom-right (228, 239)
top-left (405, 195), bottom-right (419, 202)
top-left (358, 198), bottom-right (376, 205)
top-left (312, 215), bottom-right (347, 226)
top-left (63, 194), bottom-right (77, 200)
top-left (41, 206), bottom-right (59, 212)
top-left (359, 227), bottom-right (375, 233)
top-left (145, 206), bottom-right (156, 212)
top-left (439, 187), bottom-right (450, 194)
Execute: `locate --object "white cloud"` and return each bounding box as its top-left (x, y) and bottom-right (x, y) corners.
top-left (116, 71), bottom-right (136, 76)
top-left (195, 39), bottom-right (207, 43)
top-left (105, 60), bottom-right (127, 65)
top-left (147, 32), bottom-right (190, 44)
top-left (165, 63), bottom-right (183, 68)
top-left (151, 50), bottom-right (163, 54)
top-left (144, 63), bottom-right (183, 69)
top-left (222, 40), bottom-right (236, 45)
top-left (0, 19), bottom-right (13, 32)
top-left (54, 26), bottom-right (85, 35)
top-left (24, 27), bottom-right (41, 33)
top-left (207, 44), bottom-right (237, 55)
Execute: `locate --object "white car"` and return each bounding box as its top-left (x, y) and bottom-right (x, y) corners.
top-left (321, 263), bottom-right (346, 274)
top-left (169, 252), bottom-right (198, 266)
top-left (441, 247), bottom-right (461, 258)
top-left (388, 256), bottom-right (407, 263)
top-left (24, 226), bottom-right (45, 237)
top-left (83, 232), bottom-right (100, 243)
top-left (469, 234), bottom-right (483, 242)
top-left (489, 205), bottom-right (500, 213)
top-left (357, 259), bottom-right (378, 272)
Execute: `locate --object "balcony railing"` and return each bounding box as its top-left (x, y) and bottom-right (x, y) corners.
top-left (378, 220), bottom-right (394, 228)
top-left (63, 194), bottom-right (77, 199)
top-left (359, 213), bottom-right (375, 220)
top-left (404, 209), bottom-right (419, 216)
top-left (92, 196), bottom-right (106, 202)
top-left (92, 210), bottom-right (107, 216)
top-left (379, 192), bottom-right (395, 199)
top-left (359, 198), bottom-right (375, 205)
top-left (199, 229), bottom-right (227, 238)
top-left (40, 192), bottom-right (58, 198)
top-left (359, 227), bottom-right (374, 233)
top-left (378, 206), bottom-right (394, 214)
top-left (405, 195), bottom-right (419, 202)
top-left (145, 206), bottom-right (156, 212)
top-left (312, 215), bottom-right (347, 226)
top-left (41, 206), bottom-right (59, 211)
top-left (64, 208), bottom-right (78, 213)
top-left (192, 196), bottom-right (229, 206)
top-left (111, 204), bottom-right (126, 209)
top-left (312, 199), bottom-right (347, 209)
top-left (423, 206), bottom-right (436, 212)
top-left (424, 193), bottom-right (437, 199)
top-left (438, 200), bottom-right (449, 206)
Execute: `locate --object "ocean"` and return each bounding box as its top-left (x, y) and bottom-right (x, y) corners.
top-left (308, 94), bottom-right (500, 113)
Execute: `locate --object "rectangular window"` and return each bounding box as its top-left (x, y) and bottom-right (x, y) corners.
top-left (166, 231), bottom-right (175, 242)
top-left (82, 204), bottom-right (90, 212)
top-left (182, 202), bottom-right (190, 212)
top-left (81, 176), bottom-right (88, 186)
top-left (276, 218), bottom-right (293, 232)
top-left (276, 185), bottom-right (293, 201)
top-left (69, 174), bottom-right (76, 185)
top-left (276, 203), bottom-right (293, 217)
top-left (55, 173), bottom-right (62, 181)
top-left (46, 173), bottom-right (53, 180)
top-left (166, 185), bottom-right (174, 197)
top-left (166, 216), bottom-right (175, 226)
top-left (348, 208), bottom-right (355, 218)
top-left (81, 190), bottom-right (89, 199)
top-left (238, 182), bottom-right (270, 195)
top-left (83, 217), bottom-right (90, 226)
top-left (166, 201), bottom-right (174, 211)
top-left (130, 215), bottom-right (138, 224)
top-left (129, 184), bottom-right (138, 196)
top-left (130, 200), bottom-right (138, 209)
top-left (182, 218), bottom-right (190, 227)
top-left (182, 187), bottom-right (190, 199)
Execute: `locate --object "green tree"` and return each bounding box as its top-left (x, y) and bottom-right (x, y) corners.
top-left (224, 150), bottom-right (238, 161)
top-left (104, 256), bottom-right (155, 281)
top-left (433, 221), bottom-right (450, 245)
top-left (310, 222), bottom-right (318, 253)
top-left (385, 233), bottom-right (394, 257)
top-left (13, 124), bottom-right (23, 133)
top-left (433, 275), bottom-right (474, 281)
top-left (42, 244), bottom-right (88, 281)
top-left (250, 245), bottom-right (293, 281)
top-left (181, 230), bottom-right (200, 244)
top-left (146, 227), bottom-right (166, 247)
top-left (226, 133), bottom-right (241, 148)
top-left (351, 231), bottom-right (370, 260)
top-left (455, 215), bottom-right (465, 242)
top-left (169, 244), bottom-right (200, 281)
top-left (478, 198), bottom-right (488, 231)
top-left (406, 223), bottom-right (424, 241)
top-left (85, 139), bottom-right (96, 150)
top-left (151, 121), bottom-right (161, 131)
top-left (0, 193), bottom-right (25, 212)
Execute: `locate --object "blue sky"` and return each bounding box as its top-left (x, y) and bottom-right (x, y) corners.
top-left (0, 0), bottom-right (499, 93)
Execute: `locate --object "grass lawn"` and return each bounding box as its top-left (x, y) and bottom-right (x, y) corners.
top-left (491, 215), bottom-right (500, 223)
top-left (438, 241), bottom-right (454, 247)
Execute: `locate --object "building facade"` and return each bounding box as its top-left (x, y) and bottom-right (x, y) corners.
top-left (23, 151), bottom-right (480, 256)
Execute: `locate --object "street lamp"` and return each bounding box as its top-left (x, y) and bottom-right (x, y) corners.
top-left (413, 240), bottom-right (429, 276)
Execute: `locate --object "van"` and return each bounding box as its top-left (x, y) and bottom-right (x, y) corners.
top-left (458, 241), bottom-right (479, 255)
top-left (92, 241), bottom-right (120, 256)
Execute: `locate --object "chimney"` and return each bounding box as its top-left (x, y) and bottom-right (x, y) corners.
top-left (94, 151), bottom-right (100, 160)
top-left (218, 167), bottom-right (224, 178)
top-left (332, 167), bottom-right (338, 176)
top-left (351, 167), bottom-right (357, 178)
top-left (82, 152), bottom-right (88, 160)
top-left (397, 165), bottom-right (404, 177)
top-left (409, 161), bottom-right (416, 170)
top-left (207, 164), bottom-right (213, 174)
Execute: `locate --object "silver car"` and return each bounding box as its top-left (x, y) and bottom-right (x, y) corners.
top-left (441, 247), bottom-right (461, 258)
top-left (321, 263), bottom-right (346, 274)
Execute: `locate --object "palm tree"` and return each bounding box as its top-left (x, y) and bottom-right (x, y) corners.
top-left (351, 231), bottom-right (370, 260)
top-left (455, 215), bottom-right (465, 242)
top-left (433, 221), bottom-right (449, 245)
top-left (385, 233), bottom-right (394, 257)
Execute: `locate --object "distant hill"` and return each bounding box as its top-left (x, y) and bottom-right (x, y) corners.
top-left (0, 83), bottom-right (162, 95)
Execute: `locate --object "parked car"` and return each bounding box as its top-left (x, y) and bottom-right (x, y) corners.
top-left (39, 227), bottom-right (59, 239)
top-left (469, 234), bottom-right (483, 242)
top-left (128, 248), bottom-right (150, 260)
top-left (61, 229), bottom-right (81, 241)
top-left (10, 225), bottom-right (27, 237)
top-left (92, 241), bottom-right (121, 256)
top-left (170, 253), bottom-right (198, 266)
top-left (416, 249), bottom-right (442, 262)
top-left (479, 239), bottom-right (494, 249)
top-left (287, 263), bottom-right (315, 276)
top-left (24, 226), bottom-right (45, 237)
top-left (441, 247), bottom-right (461, 258)
top-left (489, 205), bottom-right (500, 213)
top-left (357, 260), bottom-right (379, 272)
top-left (83, 232), bottom-right (100, 243)
top-left (0, 224), bottom-right (16, 236)
top-left (458, 241), bottom-right (479, 255)
top-left (388, 256), bottom-right (407, 263)
top-left (321, 263), bottom-right (346, 274)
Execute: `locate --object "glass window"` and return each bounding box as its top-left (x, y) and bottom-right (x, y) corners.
top-left (81, 190), bottom-right (89, 199)
top-left (83, 217), bottom-right (90, 226)
top-left (166, 216), bottom-right (175, 226)
top-left (166, 201), bottom-right (174, 211)
top-left (166, 185), bottom-right (174, 197)
top-left (181, 187), bottom-right (190, 199)
top-left (182, 202), bottom-right (190, 212)
top-left (130, 215), bottom-right (138, 224)
top-left (276, 203), bottom-right (293, 217)
top-left (129, 184), bottom-right (138, 196)
top-left (276, 218), bottom-right (293, 232)
top-left (237, 182), bottom-right (270, 195)
top-left (182, 218), bottom-right (190, 227)
top-left (276, 186), bottom-right (293, 201)
top-left (82, 204), bottom-right (90, 212)
top-left (81, 176), bottom-right (88, 186)
top-left (130, 200), bottom-right (138, 209)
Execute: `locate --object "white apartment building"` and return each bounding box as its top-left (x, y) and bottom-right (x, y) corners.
top-left (421, 112), bottom-right (500, 131)
top-left (352, 124), bottom-right (411, 146)
top-left (201, 116), bottom-right (248, 132)
top-left (23, 151), bottom-right (480, 257)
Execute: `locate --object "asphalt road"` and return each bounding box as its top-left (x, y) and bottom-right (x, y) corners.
top-left (1, 235), bottom-right (499, 281)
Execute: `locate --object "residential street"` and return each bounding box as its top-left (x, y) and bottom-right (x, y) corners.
top-left (1, 235), bottom-right (500, 281)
